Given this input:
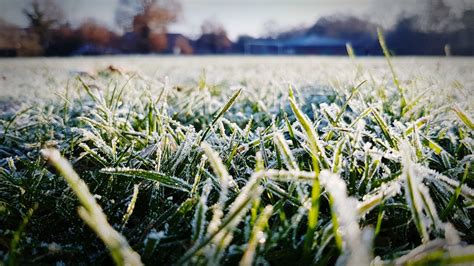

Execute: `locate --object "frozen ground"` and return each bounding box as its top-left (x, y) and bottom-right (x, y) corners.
top-left (1, 56), bottom-right (473, 265)
top-left (0, 56), bottom-right (472, 101)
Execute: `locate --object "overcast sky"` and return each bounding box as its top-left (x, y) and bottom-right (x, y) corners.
top-left (0, 0), bottom-right (471, 40)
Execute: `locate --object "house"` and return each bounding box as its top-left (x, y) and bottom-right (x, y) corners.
top-left (0, 39), bottom-right (17, 57)
top-left (71, 44), bottom-right (120, 56)
top-left (0, 25), bottom-right (42, 57)
top-left (0, 24), bottom-right (22, 57)
top-left (165, 33), bottom-right (193, 54)
top-left (244, 35), bottom-right (350, 55)
top-left (193, 33), bottom-right (233, 54)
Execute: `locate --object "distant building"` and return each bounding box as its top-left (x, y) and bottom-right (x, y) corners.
top-left (194, 33), bottom-right (233, 54)
top-left (0, 23), bottom-right (20, 57)
top-left (0, 40), bottom-right (17, 57)
top-left (71, 44), bottom-right (120, 56)
top-left (165, 33), bottom-right (193, 54)
top-left (0, 23), bottom-right (23, 57)
top-left (120, 31), bottom-right (148, 54)
top-left (244, 35), bottom-right (350, 55)
top-left (0, 25), bottom-right (42, 57)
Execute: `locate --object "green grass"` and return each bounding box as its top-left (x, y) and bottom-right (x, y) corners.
top-left (0, 41), bottom-right (473, 265)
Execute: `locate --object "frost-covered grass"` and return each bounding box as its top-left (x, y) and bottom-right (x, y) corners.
top-left (1, 44), bottom-right (473, 264)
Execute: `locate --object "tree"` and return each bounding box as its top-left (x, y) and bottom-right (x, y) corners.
top-left (306, 15), bottom-right (378, 43)
top-left (116, 0), bottom-right (181, 53)
top-left (200, 19), bottom-right (226, 35)
top-left (195, 20), bottom-right (233, 54)
top-left (262, 20), bottom-right (281, 39)
top-left (385, 1), bottom-right (474, 55)
top-left (45, 24), bottom-right (81, 56)
top-left (116, 0), bottom-right (181, 33)
top-left (148, 32), bottom-right (168, 51)
top-left (407, 0), bottom-right (455, 33)
top-left (23, 0), bottom-right (65, 49)
top-left (173, 35), bottom-right (193, 54)
top-left (78, 20), bottom-right (116, 47)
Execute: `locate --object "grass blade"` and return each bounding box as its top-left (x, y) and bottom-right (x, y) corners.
top-left (452, 105), bottom-right (474, 130)
top-left (121, 184), bottom-right (139, 230)
top-left (320, 170), bottom-right (372, 265)
top-left (200, 88), bottom-right (242, 142)
top-left (400, 141), bottom-right (429, 243)
top-left (177, 172), bottom-right (263, 264)
top-left (100, 167), bottom-right (192, 192)
top-left (42, 149), bottom-right (143, 266)
top-left (274, 131), bottom-right (298, 170)
top-left (7, 204), bottom-right (36, 266)
top-left (240, 205), bottom-right (273, 266)
top-left (288, 86), bottom-right (326, 257)
top-left (371, 107), bottom-right (397, 149)
top-left (377, 28), bottom-right (406, 112)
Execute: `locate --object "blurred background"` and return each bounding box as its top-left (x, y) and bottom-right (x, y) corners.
top-left (0, 0), bottom-right (472, 57)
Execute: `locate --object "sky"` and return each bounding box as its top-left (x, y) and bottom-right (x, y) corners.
top-left (0, 0), bottom-right (471, 40)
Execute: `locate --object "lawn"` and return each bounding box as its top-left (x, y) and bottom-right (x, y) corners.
top-left (1, 48), bottom-right (473, 264)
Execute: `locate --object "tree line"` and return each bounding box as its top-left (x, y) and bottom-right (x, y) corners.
top-left (0, 0), bottom-right (472, 56)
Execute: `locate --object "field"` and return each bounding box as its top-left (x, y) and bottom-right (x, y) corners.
top-left (0, 52), bottom-right (473, 265)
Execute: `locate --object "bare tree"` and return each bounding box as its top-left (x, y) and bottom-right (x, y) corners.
top-left (116, 0), bottom-right (181, 52)
top-left (200, 19), bottom-right (226, 35)
top-left (196, 19), bottom-right (232, 53)
top-left (420, 0), bottom-right (462, 32)
top-left (23, 0), bottom-right (65, 48)
top-left (116, 0), bottom-right (181, 33)
top-left (262, 20), bottom-right (280, 38)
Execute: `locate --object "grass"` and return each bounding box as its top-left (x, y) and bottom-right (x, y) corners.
top-left (41, 149), bottom-right (142, 266)
top-left (0, 37), bottom-right (473, 265)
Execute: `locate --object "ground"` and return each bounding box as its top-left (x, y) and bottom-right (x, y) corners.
top-left (0, 56), bottom-right (473, 265)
